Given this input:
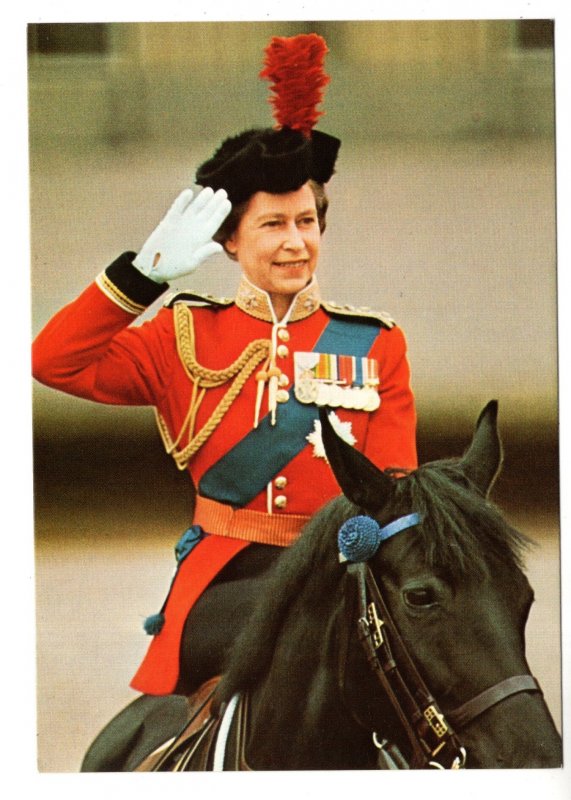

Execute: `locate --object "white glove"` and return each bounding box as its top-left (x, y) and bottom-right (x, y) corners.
top-left (133, 187), bottom-right (232, 283)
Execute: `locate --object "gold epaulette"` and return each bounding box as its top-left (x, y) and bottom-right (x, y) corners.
top-left (321, 300), bottom-right (396, 329)
top-left (164, 290), bottom-right (235, 309)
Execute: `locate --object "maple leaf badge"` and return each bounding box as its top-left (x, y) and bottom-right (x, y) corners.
top-left (306, 413), bottom-right (357, 461)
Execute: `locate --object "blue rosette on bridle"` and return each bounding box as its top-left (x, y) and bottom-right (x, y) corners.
top-left (338, 516), bottom-right (383, 562)
top-left (338, 513), bottom-right (422, 563)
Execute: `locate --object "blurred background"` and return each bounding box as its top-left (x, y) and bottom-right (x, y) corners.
top-left (28, 20), bottom-right (560, 772)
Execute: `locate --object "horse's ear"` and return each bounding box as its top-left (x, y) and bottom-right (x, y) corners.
top-left (319, 409), bottom-right (393, 511)
top-left (459, 400), bottom-right (503, 496)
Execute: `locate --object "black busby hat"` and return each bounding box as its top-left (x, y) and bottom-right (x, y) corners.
top-left (196, 34), bottom-right (341, 205)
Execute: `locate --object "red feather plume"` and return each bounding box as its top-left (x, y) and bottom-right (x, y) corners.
top-left (260, 34), bottom-right (331, 138)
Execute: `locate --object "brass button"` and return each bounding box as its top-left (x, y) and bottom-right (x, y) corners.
top-left (276, 389), bottom-right (290, 404)
top-left (276, 344), bottom-right (289, 359)
top-left (274, 475), bottom-right (288, 489)
top-left (274, 494), bottom-right (287, 509)
top-left (277, 328), bottom-right (290, 342)
top-left (278, 373), bottom-right (289, 387)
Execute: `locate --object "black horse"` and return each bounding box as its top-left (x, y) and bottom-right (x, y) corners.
top-left (83, 401), bottom-right (562, 770)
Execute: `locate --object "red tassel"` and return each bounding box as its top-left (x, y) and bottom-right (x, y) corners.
top-left (260, 33), bottom-right (331, 137)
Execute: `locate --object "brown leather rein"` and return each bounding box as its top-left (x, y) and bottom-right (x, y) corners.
top-left (345, 560), bottom-right (542, 769)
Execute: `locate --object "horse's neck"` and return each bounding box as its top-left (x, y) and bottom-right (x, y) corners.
top-left (241, 598), bottom-right (374, 770)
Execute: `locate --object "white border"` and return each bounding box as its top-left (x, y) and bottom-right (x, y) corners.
top-left (4, 2), bottom-right (569, 798)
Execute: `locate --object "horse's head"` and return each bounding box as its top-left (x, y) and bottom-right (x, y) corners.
top-left (321, 401), bottom-right (561, 768)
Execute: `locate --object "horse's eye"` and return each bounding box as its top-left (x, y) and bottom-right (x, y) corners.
top-left (403, 587), bottom-right (437, 608)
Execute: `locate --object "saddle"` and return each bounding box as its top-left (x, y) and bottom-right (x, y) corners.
top-left (134, 677), bottom-right (250, 771)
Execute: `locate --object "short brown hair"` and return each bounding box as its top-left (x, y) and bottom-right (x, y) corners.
top-left (214, 180), bottom-right (329, 259)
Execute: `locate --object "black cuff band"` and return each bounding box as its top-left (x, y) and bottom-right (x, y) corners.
top-left (105, 252), bottom-right (168, 307)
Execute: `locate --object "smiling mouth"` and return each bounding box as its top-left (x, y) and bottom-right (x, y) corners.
top-left (272, 260), bottom-right (308, 268)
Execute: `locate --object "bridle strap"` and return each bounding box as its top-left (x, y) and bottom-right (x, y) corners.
top-left (348, 562), bottom-right (466, 768)
top-left (447, 674), bottom-right (541, 729)
top-left (347, 561), bottom-right (542, 769)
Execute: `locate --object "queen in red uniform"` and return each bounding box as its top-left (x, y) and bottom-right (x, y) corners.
top-left (32, 34), bottom-right (417, 769)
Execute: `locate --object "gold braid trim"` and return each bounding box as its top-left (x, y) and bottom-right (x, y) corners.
top-left (96, 272), bottom-right (147, 315)
top-left (155, 304), bottom-right (271, 470)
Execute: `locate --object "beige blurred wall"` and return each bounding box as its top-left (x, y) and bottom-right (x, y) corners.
top-left (28, 20), bottom-right (555, 144)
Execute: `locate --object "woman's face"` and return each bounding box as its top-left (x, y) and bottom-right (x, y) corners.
top-left (225, 183), bottom-right (321, 312)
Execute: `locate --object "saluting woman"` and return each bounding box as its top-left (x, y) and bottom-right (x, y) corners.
top-left (32, 34), bottom-right (417, 769)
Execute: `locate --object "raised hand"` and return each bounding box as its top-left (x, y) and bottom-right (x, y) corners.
top-left (133, 187), bottom-right (232, 282)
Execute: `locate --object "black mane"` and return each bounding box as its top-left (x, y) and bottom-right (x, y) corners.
top-left (387, 458), bottom-right (531, 578)
top-left (216, 456), bottom-right (531, 703)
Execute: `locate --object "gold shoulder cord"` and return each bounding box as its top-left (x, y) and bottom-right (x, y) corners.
top-left (154, 304), bottom-right (271, 470)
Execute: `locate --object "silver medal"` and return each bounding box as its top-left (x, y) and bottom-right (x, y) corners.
top-left (363, 387), bottom-right (381, 412)
top-left (295, 377), bottom-right (318, 404)
top-left (315, 383), bottom-right (330, 406)
top-left (340, 387), bottom-right (355, 409)
top-left (328, 384), bottom-right (344, 408)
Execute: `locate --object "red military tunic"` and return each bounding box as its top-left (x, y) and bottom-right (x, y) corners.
top-left (32, 252), bottom-right (417, 693)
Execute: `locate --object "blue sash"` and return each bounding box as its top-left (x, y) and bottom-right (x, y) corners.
top-left (198, 317), bottom-right (381, 506)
